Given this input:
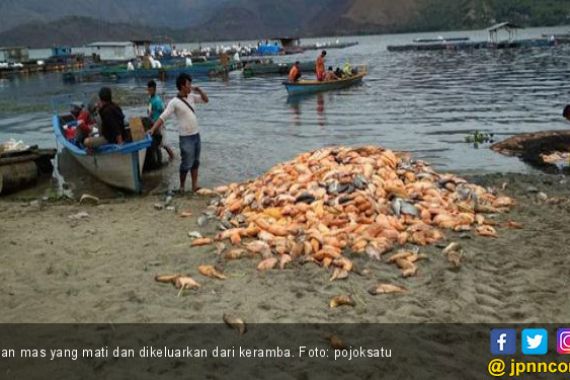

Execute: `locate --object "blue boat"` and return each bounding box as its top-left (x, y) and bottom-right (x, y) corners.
top-left (52, 114), bottom-right (152, 192)
top-left (283, 67), bottom-right (367, 96)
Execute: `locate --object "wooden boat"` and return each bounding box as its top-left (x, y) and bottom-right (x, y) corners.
top-left (283, 66), bottom-right (367, 96)
top-left (52, 114), bottom-right (152, 192)
top-left (243, 60), bottom-right (313, 77)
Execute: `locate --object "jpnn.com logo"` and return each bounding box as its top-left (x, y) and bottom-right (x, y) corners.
top-left (490, 329), bottom-right (516, 355)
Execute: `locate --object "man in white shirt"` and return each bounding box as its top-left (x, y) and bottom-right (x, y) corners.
top-left (148, 73), bottom-right (209, 193)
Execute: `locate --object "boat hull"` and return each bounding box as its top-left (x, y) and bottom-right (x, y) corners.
top-left (52, 115), bottom-right (151, 192)
top-left (283, 72), bottom-right (366, 96)
top-left (72, 150), bottom-right (146, 192)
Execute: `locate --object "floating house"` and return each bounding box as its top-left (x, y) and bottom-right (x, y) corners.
top-left (487, 22), bottom-right (523, 44)
top-left (51, 46), bottom-right (72, 57)
top-left (387, 21), bottom-right (553, 52)
top-left (86, 41), bottom-right (137, 61)
top-left (0, 47), bottom-right (29, 63)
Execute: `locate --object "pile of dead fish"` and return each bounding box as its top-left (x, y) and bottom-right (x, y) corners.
top-left (196, 146), bottom-right (515, 279)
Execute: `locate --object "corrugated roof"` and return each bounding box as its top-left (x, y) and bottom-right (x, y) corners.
top-left (87, 42), bottom-right (134, 47)
top-left (487, 22), bottom-right (523, 32)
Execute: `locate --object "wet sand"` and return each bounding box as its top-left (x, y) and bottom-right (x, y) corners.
top-left (0, 172), bottom-right (569, 323)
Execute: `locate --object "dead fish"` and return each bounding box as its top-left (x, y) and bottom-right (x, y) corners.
top-left (387, 251), bottom-right (413, 263)
top-left (216, 242), bottom-right (226, 256)
top-left (353, 174), bottom-right (368, 189)
top-left (326, 181), bottom-right (341, 194)
top-left (223, 313), bottom-right (246, 335)
top-left (330, 268), bottom-right (349, 281)
top-left (245, 240), bottom-right (272, 258)
top-left (154, 274), bottom-right (181, 284)
top-left (442, 242), bottom-right (461, 256)
top-left (197, 215), bottom-right (209, 227)
top-left (195, 188), bottom-right (215, 196)
top-left (198, 265), bottom-right (227, 280)
top-left (295, 193), bottom-right (316, 204)
top-left (224, 248), bottom-right (247, 260)
top-left (218, 220), bottom-right (233, 230)
top-left (447, 250), bottom-right (462, 268)
top-left (475, 225), bottom-right (497, 238)
top-left (180, 210), bottom-right (193, 218)
top-left (368, 283), bottom-right (407, 295)
top-left (257, 257), bottom-right (278, 271)
top-left (391, 198), bottom-right (401, 216)
top-left (191, 238), bottom-right (213, 247)
top-left (329, 295), bottom-right (356, 308)
top-left (279, 254), bottom-right (292, 269)
top-left (504, 220), bottom-right (523, 229)
top-left (188, 231), bottom-right (203, 239)
top-left (365, 244), bottom-right (383, 261)
top-left (174, 276), bottom-right (201, 290)
top-left (401, 265), bottom-right (418, 278)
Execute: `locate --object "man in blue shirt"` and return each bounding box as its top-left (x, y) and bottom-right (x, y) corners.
top-left (148, 80), bottom-right (174, 160)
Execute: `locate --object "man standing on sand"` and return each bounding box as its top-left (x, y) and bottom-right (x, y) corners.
top-left (148, 73), bottom-right (209, 193)
top-left (315, 50), bottom-right (326, 81)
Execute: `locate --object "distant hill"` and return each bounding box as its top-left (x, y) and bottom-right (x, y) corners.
top-left (0, 0), bottom-right (569, 48)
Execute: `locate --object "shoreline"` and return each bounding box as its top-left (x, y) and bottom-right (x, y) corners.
top-left (1, 171), bottom-right (569, 323)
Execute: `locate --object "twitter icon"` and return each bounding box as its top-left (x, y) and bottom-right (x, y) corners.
top-left (522, 328), bottom-right (548, 355)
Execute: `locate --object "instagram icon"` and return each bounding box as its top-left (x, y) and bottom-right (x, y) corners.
top-left (557, 329), bottom-right (570, 354)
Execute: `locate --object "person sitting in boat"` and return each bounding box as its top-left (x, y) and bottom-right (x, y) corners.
top-left (74, 102), bottom-right (97, 146)
top-left (324, 66), bottom-right (339, 81)
top-left (334, 67), bottom-right (343, 78)
top-left (342, 61), bottom-right (353, 77)
top-left (63, 103), bottom-right (82, 140)
top-left (288, 61), bottom-right (301, 82)
top-left (315, 50), bottom-right (326, 81)
top-left (84, 87), bottom-right (127, 149)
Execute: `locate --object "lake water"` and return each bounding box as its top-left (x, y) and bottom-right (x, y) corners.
top-left (1, 26), bottom-right (570, 195)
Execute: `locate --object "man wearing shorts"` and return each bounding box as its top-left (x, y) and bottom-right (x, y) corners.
top-left (148, 73), bottom-right (209, 193)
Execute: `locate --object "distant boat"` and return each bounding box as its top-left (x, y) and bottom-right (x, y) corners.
top-left (243, 60), bottom-right (314, 77)
top-left (52, 114), bottom-right (152, 192)
top-left (100, 59), bottom-right (232, 80)
top-left (413, 37), bottom-right (470, 43)
top-left (283, 66), bottom-right (367, 96)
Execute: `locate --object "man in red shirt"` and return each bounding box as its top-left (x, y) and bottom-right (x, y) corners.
top-left (315, 50), bottom-right (326, 81)
top-left (74, 102), bottom-right (96, 145)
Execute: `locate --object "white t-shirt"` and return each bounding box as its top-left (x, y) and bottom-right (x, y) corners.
top-left (159, 94), bottom-right (205, 136)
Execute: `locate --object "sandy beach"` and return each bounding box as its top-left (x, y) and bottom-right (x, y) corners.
top-left (0, 171), bottom-right (568, 324)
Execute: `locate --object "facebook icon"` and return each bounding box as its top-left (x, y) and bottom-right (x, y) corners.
top-left (490, 329), bottom-right (517, 355)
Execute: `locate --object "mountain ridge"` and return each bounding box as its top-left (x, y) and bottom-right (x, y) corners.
top-left (0, 0), bottom-right (568, 48)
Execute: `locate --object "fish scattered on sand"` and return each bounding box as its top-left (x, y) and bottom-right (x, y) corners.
top-left (223, 313), bottom-right (246, 335)
top-left (329, 294), bottom-right (356, 308)
top-left (198, 265), bottom-right (227, 280)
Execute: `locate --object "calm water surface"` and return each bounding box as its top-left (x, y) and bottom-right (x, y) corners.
top-left (1, 27), bottom-right (569, 195)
